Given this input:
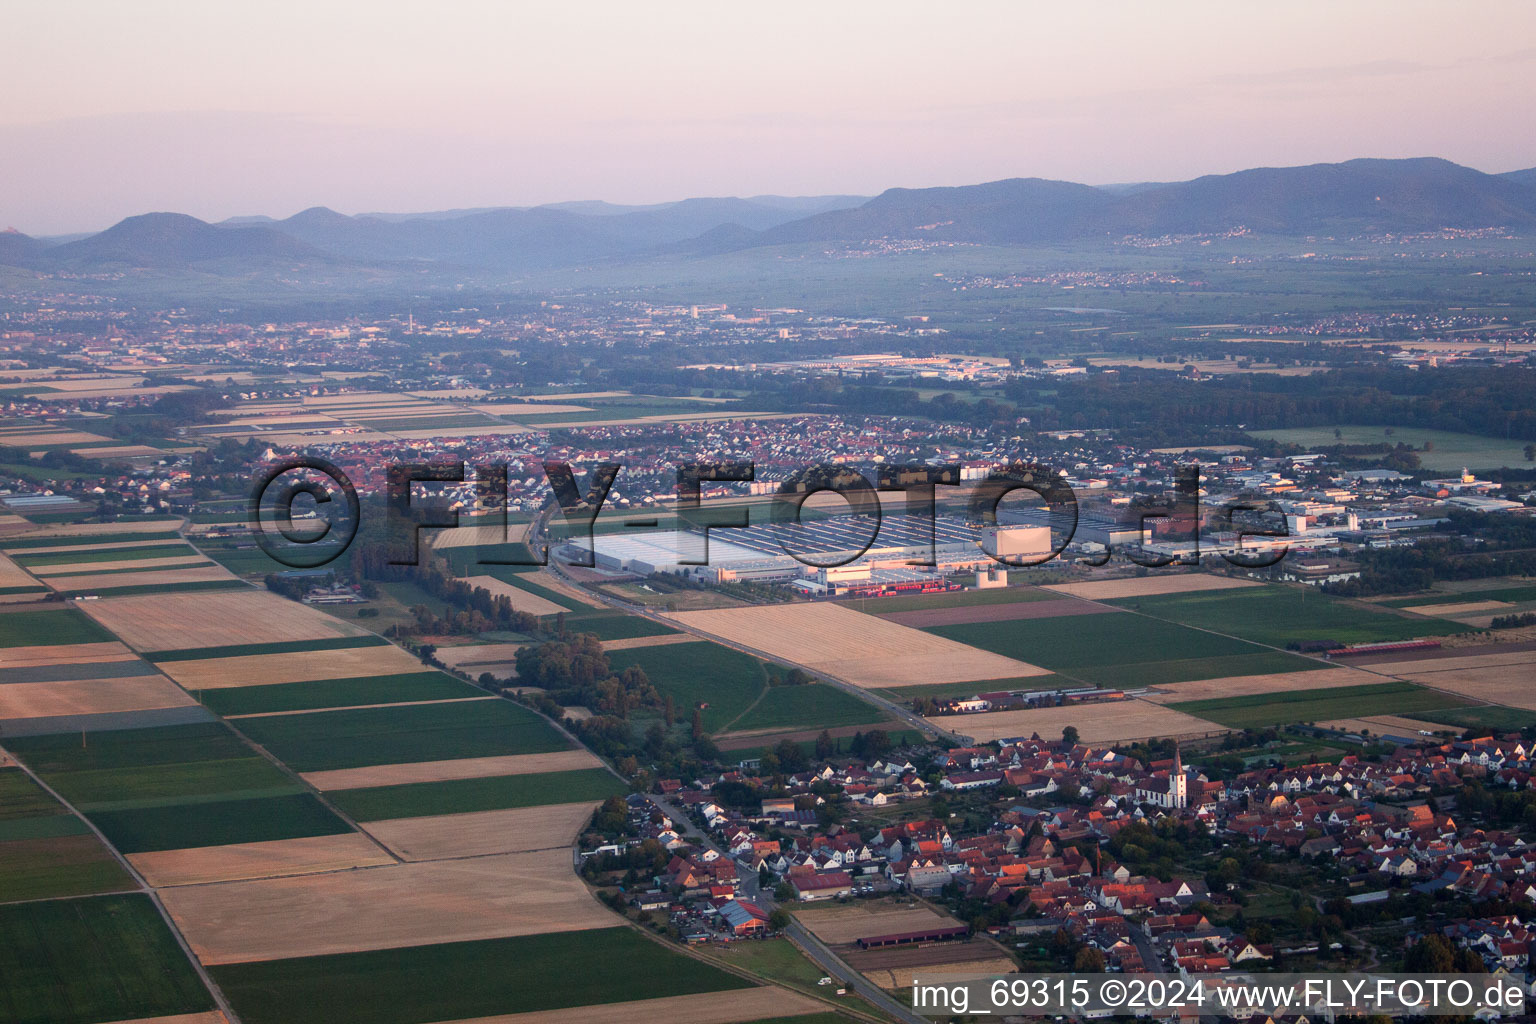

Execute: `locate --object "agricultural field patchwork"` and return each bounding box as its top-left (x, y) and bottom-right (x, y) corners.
top-left (2, 722), bottom-right (354, 854)
top-left (0, 769), bottom-right (132, 902)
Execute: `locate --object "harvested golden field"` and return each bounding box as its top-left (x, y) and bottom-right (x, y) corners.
top-left (160, 851), bottom-right (617, 964)
top-left (301, 749), bottom-right (602, 791)
top-left (1319, 714), bottom-right (1460, 737)
top-left (1143, 666), bottom-right (1384, 704)
top-left (229, 696), bottom-right (497, 720)
top-left (0, 554), bottom-right (36, 588)
top-left (427, 989), bottom-right (827, 1024)
top-left (1404, 600), bottom-right (1512, 617)
top-left (73, 445), bottom-right (169, 458)
top-left (1395, 650), bottom-right (1536, 710)
top-left (434, 643), bottom-right (528, 670)
top-left (360, 802), bottom-right (599, 861)
top-left (98, 1014), bottom-right (228, 1024)
top-left (428, 523), bottom-right (529, 549)
top-left (470, 402), bottom-right (593, 415)
top-left (601, 633), bottom-right (700, 651)
top-left (1043, 575), bottom-right (1261, 600)
top-left (0, 641), bottom-right (134, 667)
top-left (128, 833), bottom-right (394, 888)
top-left (157, 644), bottom-right (423, 689)
top-left (301, 392), bottom-right (425, 408)
top-left (49, 566), bottom-right (238, 593)
top-left (0, 675), bottom-right (197, 720)
top-left (30, 555), bottom-right (212, 576)
top-left (666, 602), bottom-right (1048, 688)
top-left (529, 570), bottom-right (605, 607)
top-left (82, 589), bottom-right (365, 650)
top-left (463, 576), bottom-right (565, 616)
top-left (0, 429), bottom-right (113, 446)
top-left (3, 537), bottom-right (193, 556)
top-left (931, 699), bottom-right (1221, 744)
top-left (4, 519), bottom-right (182, 541)
top-left (389, 425), bottom-right (531, 440)
top-left (794, 902), bottom-right (958, 945)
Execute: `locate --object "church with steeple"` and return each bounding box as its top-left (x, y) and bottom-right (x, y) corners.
top-left (1134, 744), bottom-right (1188, 809)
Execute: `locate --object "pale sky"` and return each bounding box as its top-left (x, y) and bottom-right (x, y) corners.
top-left (3, 0), bottom-right (1535, 235)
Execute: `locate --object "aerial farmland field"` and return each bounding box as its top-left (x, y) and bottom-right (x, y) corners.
top-left (231, 697), bottom-right (572, 772)
top-left (325, 766), bottom-right (625, 820)
top-left (0, 894), bottom-right (215, 1024)
top-left (208, 927), bottom-right (757, 1024)
top-left (1167, 680), bottom-right (1472, 729)
top-left (192, 670), bottom-right (483, 715)
top-left (1107, 584), bottom-right (1472, 648)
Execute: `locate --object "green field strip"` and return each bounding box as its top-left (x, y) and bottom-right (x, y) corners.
top-left (607, 639), bottom-right (769, 731)
top-left (1401, 705), bottom-right (1536, 732)
top-left (231, 698), bottom-right (572, 773)
top-left (210, 926), bottom-right (751, 1024)
top-left (1168, 680), bottom-right (1472, 729)
top-left (1, 529), bottom-right (184, 551)
top-left (0, 834), bottom-right (135, 903)
top-left (66, 579), bottom-right (250, 599)
top-left (560, 610), bottom-right (678, 640)
top-left (88, 793), bottom-right (353, 854)
top-left (0, 608), bottom-right (116, 647)
top-left (0, 814), bottom-right (92, 842)
top-left (1106, 586), bottom-right (1474, 647)
top-left (30, 560), bottom-right (217, 579)
top-left (193, 671), bottom-right (483, 716)
top-left (328, 767), bottom-right (625, 821)
top-left (726, 683), bottom-right (890, 734)
top-left (145, 633), bottom-right (390, 661)
top-left (2, 722), bottom-right (260, 773)
top-left (0, 894), bottom-right (215, 1024)
top-left (12, 542), bottom-right (198, 567)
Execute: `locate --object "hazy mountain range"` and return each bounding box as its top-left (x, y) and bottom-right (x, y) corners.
top-left (4, 158), bottom-right (1536, 275)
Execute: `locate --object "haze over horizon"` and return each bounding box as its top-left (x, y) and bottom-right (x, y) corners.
top-left (5, 0), bottom-right (1536, 235)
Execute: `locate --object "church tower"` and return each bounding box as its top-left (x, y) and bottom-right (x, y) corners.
top-left (1169, 744), bottom-right (1188, 809)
